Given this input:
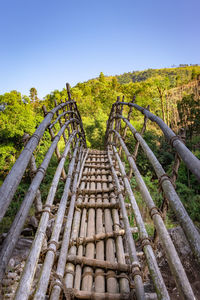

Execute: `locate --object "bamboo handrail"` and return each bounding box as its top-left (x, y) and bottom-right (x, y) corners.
top-left (0, 101), bottom-right (75, 221)
top-left (113, 101), bottom-right (200, 182)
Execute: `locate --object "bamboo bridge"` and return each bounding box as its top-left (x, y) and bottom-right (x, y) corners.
top-left (0, 84), bottom-right (200, 299)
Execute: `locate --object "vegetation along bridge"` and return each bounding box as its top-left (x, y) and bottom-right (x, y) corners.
top-left (0, 84), bottom-right (200, 299)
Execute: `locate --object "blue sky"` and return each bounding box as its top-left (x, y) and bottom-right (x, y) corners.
top-left (0, 0), bottom-right (199, 98)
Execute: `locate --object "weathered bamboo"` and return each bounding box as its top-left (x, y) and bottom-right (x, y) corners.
top-left (43, 105), bottom-right (67, 180)
top-left (0, 101), bottom-right (74, 221)
top-left (81, 156), bottom-right (96, 292)
top-left (118, 96), bottom-right (135, 157)
top-left (110, 130), bottom-right (195, 299)
top-left (133, 105), bottom-right (149, 160)
top-left (74, 173), bottom-right (90, 290)
top-left (29, 154), bottom-right (43, 213)
top-left (107, 150), bottom-right (145, 300)
top-left (64, 289), bottom-right (130, 299)
top-left (64, 193), bottom-right (84, 290)
top-left (117, 118), bottom-right (200, 262)
top-left (112, 146), bottom-right (169, 299)
top-left (49, 147), bottom-right (83, 299)
top-left (0, 121), bottom-right (77, 282)
top-left (102, 165), bottom-right (119, 293)
top-left (14, 132), bottom-right (77, 300)
top-left (33, 140), bottom-right (80, 299)
top-left (54, 99), bottom-right (68, 144)
top-left (49, 110), bottom-right (79, 130)
top-left (107, 176), bottom-right (130, 293)
top-left (77, 149), bottom-right (89, 186)
top-left (95, 155), bottom-right (105, 293)
top-left (114, 101), bottom-right (200, 182)
top-left (83, 164), bottom-right (111, 169)
top-left (63, 149), bottom-right (88, 291)
top-left (67, 255), bottom-right (131, 272)
top-left (75, 202), bottom-right (131, 209)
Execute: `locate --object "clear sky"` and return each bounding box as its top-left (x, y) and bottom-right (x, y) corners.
top-left (0, 0), bottom-right (199, 98)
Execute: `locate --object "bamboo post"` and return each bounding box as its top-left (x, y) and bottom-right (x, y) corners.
top-left (54, 99), bottom-right (68, 144)
top-left (42, 105), bottom-right (67, 180)
top-left (118, 96), bottom-right (135, 157)
top-left (133, 105), bottom-right (149, 160)
top-left (23, 133), bottom-right (42, 213)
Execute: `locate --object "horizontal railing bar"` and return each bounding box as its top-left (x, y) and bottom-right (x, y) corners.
top-left (49, 111), bottom-right (79, 129)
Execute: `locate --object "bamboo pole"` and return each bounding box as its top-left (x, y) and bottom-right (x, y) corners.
top-left (74, 169), bottom-right (90, 290)
top-left (50, 146), bottom-right (83, 300)
top-left (94, 155), bottom-right (105, 293)
top-left (0, 121), bottom-right (77, 282)
top-left (103, 166), bottom-right (119, 293)
top-left (107, 150), bottom-right (145, 300)
top-left (29, 154), bottom-right (43, 213)
top-left (64, 150), bottom-right (89, 290)
top-left (110, 131), bottom-right (195, 299)
top-left (133, 105), bottom-right (149, 160)
top-left (14, 132), bottom-right (76, 300)
top-left (112, 146), bottom-right (169, 299)
top-left (107, 178), bottom-right (130, 294)
top-left (33, 140), bottom-right (80, 299)
top-left (54, 99), bottom-right (68, 144)
top-left (43, 105), bottom-right (67, 180)
top-left (81, 154), bottom-right (96, 292)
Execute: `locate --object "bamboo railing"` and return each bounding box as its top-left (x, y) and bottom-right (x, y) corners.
top-left (0, 84), bottom-right (86, 282)
top-left (0, 87), bottom-right (200, 299)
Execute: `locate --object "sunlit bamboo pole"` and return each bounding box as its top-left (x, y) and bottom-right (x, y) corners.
top-left (112, 146), bottom-right (169, 300)
top-left (43, 105), bottom-right (67, 180)
top-left (107, 150), bottom-right (145, 300)
top-left (81, 156), bottom-right (97, 292)
top-left (63, 150), bottom-right (88, 291)
top-left (94, 155), bottom-right (105, 293)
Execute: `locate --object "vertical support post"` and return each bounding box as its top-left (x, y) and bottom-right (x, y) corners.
top-left (42, 105), bottom-right (66, 180)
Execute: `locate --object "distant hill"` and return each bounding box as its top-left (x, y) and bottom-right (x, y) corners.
top-left (115, 65), bottom-right (200, 85)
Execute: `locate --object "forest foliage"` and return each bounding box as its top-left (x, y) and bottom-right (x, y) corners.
top-left (0, 65), bottom-right (200, 229)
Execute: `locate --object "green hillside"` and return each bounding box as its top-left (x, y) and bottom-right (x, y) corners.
top-left (0, 66), bottom-right (200, 230)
